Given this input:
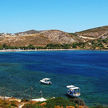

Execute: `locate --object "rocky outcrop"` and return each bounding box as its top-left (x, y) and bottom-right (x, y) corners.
top-left (40, 30), bottom-right (79, 44)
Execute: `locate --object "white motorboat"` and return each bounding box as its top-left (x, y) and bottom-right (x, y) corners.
top-left (40, 78), bottom-right (52, 85)
top-left (66, 85), bottom-right (80, 97)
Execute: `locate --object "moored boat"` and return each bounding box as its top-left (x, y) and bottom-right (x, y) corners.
top-left (66, 85), bottom-right (80, 97)
top-left (40, 78), bottom-right (52, 85)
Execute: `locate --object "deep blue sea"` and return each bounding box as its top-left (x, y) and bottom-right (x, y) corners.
top-left (0, 50), bottom-right (108, 105)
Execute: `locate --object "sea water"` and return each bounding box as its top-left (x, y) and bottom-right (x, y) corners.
top-left (0, 50), bottom-right (108, 105)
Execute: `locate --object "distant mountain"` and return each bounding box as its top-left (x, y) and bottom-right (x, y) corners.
top-left (16, 30), bottom-right (41, 35)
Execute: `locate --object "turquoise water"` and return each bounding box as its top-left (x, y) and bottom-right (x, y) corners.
top-left (0, 50), bottom-right (108, 105)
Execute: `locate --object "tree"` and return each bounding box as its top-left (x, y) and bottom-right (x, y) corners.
top-left (62, 44), bottom-right (71, 49)
top-left (72, 43), bottom-right (77, 48)
top-left (2, 44), bottom-right (9, 49)
top-left (27, 44), bottom-right (35, 49)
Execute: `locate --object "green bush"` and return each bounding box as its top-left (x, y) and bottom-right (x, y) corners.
top-left (23, 103), bottom-right (43, 108)
top-left (45, 97), bottom-right (75, 108)
top-left (90, 105), bottom-right (108, 108)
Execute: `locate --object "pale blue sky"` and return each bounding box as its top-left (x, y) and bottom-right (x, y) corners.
top-left (0, 0), bottom-right (108, 33)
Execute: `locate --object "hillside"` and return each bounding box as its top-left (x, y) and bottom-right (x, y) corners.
top-left (76, 26), bottom-right (108, 41)
top-left (0, 30), bottom-right (80, 47)
top-left (0, 26), bottom-right (107, 49)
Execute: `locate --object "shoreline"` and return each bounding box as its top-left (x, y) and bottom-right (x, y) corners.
top-left (0, 49), bottom-right (108, 52)
top-left (0, 96), bottom-right (47, 102)
top-left (0, 49), bottom-right (77, 52)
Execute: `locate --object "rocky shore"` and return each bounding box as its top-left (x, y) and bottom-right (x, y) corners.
top-left (0, 96), bottom-right (88, 108)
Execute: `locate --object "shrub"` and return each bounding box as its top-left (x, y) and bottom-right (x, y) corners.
top-left (23, 103), bottom-right (43, 108)
top-left (45, 97), bottom-right (75, 108)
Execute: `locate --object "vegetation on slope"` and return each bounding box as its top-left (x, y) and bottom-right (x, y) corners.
top-left (0, 97), bottom-right (107, 108)
top-left (76, 26), bottom-right (108, 39)
top-left (0, 37), bottom-right (107, 50)
top-left (0, 99), bottom-right (18, 108)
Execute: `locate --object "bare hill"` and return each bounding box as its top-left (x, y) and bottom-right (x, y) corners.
top-left (76, 26), bottom-right (108, 40)
top-left (0, 26), bottom-right (108, 47)
top-left (16, 30), bottom-right (41, 35)
top-left (0, 30), bottom-right (80, 47)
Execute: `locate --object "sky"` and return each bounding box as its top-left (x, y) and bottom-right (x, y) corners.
top-left (0, 0), bottom-right (108, 33)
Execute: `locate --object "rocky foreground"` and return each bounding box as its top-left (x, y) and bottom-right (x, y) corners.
top-left (0, 96), bottom-right (88, 108)
top-left (0, 96), bottom-right (107, 108)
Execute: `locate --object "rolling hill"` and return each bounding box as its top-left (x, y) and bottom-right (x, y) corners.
top-left (0, 26), bottom-right (107, 49)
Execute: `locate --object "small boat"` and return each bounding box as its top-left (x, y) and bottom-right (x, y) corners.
top-left (66, 85), bottom-right (80, 97)
top-left (40, 78), bottom-right (52, 85)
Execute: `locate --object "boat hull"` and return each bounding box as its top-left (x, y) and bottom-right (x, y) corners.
top-left (67, 90), bottom-right (80, 97)
top-left (40, 80), bottom-right (52, 85)
top-left (67, 93), bottom-right (80, 97)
